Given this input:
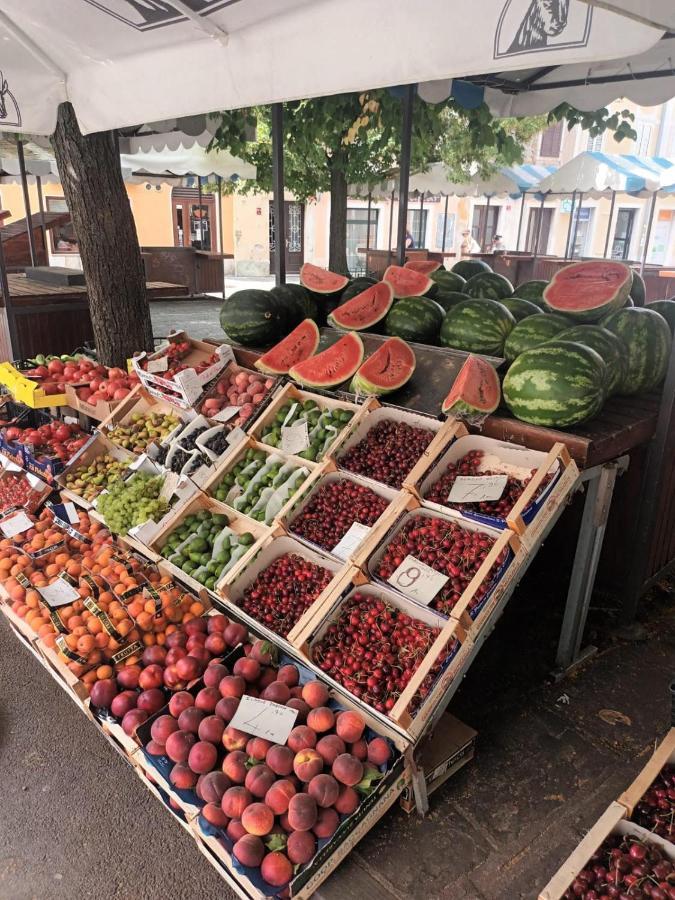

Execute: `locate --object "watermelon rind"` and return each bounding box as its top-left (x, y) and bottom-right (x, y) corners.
top-left (543, 260), bottom-right (631, 323)
top-left (648, 299), bottom-right (675, 335)
top-left (441, 354), bottom-right (500, 417)
top-left (404, 259), bottom-right (442, 275)
top-left (451, 259), bottom-right (492, 279)
top-left (300, 263), bottom-right (349, 295)
top-left (629, 269), bottom-right (646, 306)
top-left (504, 313), bottom-right (569, 363)
top-left (514, 280), bottom-right (548, 303)
top-left (464, 271), bottom-right (514, 300)
top-left (383, 265), bottom-right (433, 299)
top-left (340, 277), bottom-right (378, 303)
top-left (602, 307), bottom-right (672, 395)
top-left (255, 319), bottom-right (320, 375)
top-left (440, 299), bottom-right (516, 357)
top-left (328, 282), bottom-right (394, 331)
top-left (503, 341), bottom-right (607, 428)
top-left (384, 296), bottom-right (444, 344)
top-left (556, 324), bottom-right (627, 396)
top-left (220, 289), bottom-right (288, 348)
top-left (433, 290), bottom-right (472, 312)
top-left (349, 337), bottom-right (416, 395)
top-left (499, 297), bottom-right (542, 322)
top-left (289, 332), bottom-right (364, 388)
top-left (431, 269), bottom-right (466, 293)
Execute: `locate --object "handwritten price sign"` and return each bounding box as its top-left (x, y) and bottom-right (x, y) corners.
top-left (387, 554), bottom-right (449, 605)
top-left (229, 695), bottom-right (299, 744)
top-left (448, 474), bottom-right (508, 503)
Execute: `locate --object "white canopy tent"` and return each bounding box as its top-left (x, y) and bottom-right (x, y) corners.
top-left (119, 144), bottom-right (256, 182)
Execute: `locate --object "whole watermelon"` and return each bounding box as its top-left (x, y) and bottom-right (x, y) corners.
top-left (384, 296), bottom-right (444, 344)
top-left (433, 290), bottom-right (472, 312)
top-left (220, 289), bottom-right (288, 347)
top-left (452, 259), bottom-right (492, 280)
top-left (270, 283), bottom-right (318, 326)
top-left (340, 277), bottom-right (378, 303)
top-left (648, 299), bottom-right (675, 335)
top-left (503, 341), bottom-right (607, 427)
top-left (499, 297), bottom-right (542, 322)
top-left (431, 269), bottom-right (466, 293)
top-left (629, 270), bottom-right (645, 306)
top-left (504, 313), bottom-right (569, 363)
top-left (464, 272), bottom-right (514, 300)
top-left (557, 324), bottom-right (627, 396)
top-left (602, 307), bottom-right (672, 395)
top-left (514, 280), bottom-right (548, 304)
top-left (440, 300), bottom-right (515, 357)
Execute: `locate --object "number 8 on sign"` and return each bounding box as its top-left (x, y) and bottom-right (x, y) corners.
top-left (387, 554), bottom-right (450, 605)
top-left (396, 564), bottom-right (421, 590)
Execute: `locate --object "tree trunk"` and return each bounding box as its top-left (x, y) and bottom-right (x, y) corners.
top-left (328, 161), bottom-right (349, 276)
top-left (51, 102), bottom-right (153, 367)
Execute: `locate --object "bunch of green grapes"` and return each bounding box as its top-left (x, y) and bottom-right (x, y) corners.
top-left (97, 472), bottom-right (169, 534)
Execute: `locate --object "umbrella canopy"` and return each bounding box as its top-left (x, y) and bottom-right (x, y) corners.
top-left (0, 1), bottom-right (666, 136)
top-left (534, 152), bottom-right (675, 197)
top-left (408, 162), bottom-right (556, 198)
top-left (577, 0), bottom-right (674, 31)
top-left (119, 144), bottom-right (256, 181)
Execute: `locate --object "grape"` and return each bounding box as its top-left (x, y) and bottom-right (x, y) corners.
top-left (97, 472), bottom-right (169, 534)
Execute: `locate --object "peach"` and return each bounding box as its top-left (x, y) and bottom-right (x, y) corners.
top-left (136, 688), bottom-right (165, 715)
top-left (116, 664), bottom-right (141, 690)
top-left (279, 811), bottom-right (292, 833)
top-left (261, 851), bottom-right (293, 887)
top-left (308, 773), bottom-right (339, 808)
top-left (195, 686), bottom-right (220, 713)
top-left (203, 663), bottom-right (229, 688)
top-left (188, 740), bottom-right (218, 775)
top-left (287, 726), bottom-right (317, 754)
top-left (151, 714), bottom-right (179, 745)
top-left (335, 710), bottom-right (365, 743)
top-left (89, 678), bottom-right (117, 709)
top-left (316, 735), bottom-right (345, 766)
top-left (306, 706), bottom-right (335, 734)
top-left (110, 690), bottom-right (138, 719)
top-left (185, 617), bottom-right (208, 635)
top-left (207, 613), bottom-right (229, 633)
top-left (301, 680), bottom-right (329, 709)
top-left (293, 749), bottom-right (323, 782)
top-left (142, 645), bottom-right (166, 666)
top-left (266, 744), bottom-right (294, 777)
top-left (146, 739), bottom-right (166, 756)
top-left (250, 638), bottom-right (274, 664)
top-left (233, 834), bottom-right (264, 868)
top-left (198, 715), bottom-right (224, 744)
top-left (313, 806), bottom-right (339, 839)
top-left (186, 633), bottom-right (206, 652)
top-left (200, 770), bottom-right (231, 804)
top-left (221, 785), bottom-right (252, 819)
top-left (221, 726), bottom-right (248, 752)
top-left (287, 793), bottom-right (318, 832)
top-left (165, 730), bottom-right (197, 764)
top-left (258, 667), bottom-right (278, 690)
top-left (286, 698), bottom-right (310, 723)
top-left (246, 737), bottom-right (273, 761)
top-left (204, 633), bottom-right (227, 656)
top-left (178, 706), bottom-right (205, 734)
top-left (233, 656), bottom-right (260, 683)
top-left (287, 830), bottom-right (316, 866)
top-left (332, 753), bottom-right (363, 786)
top-left (121, 708), bottom-right (148, 736)
top-left (290, 686), bottom-right (304, 699)
top-left (202, 801), bottom-right (229, 829)
top-left (188, 645), bottom-right (210, 668)
top-left (241, 801), bottom-right (274, 837)
top-left (227, 819), bottom-right (247, 842)
top-left (264, 779), bottom-right (296, 816)
top-left (219, 675), bottom-right (245, 699)
top-left (168, 691), bottom-right (194, 718)
top-left (165, 646), bottom-right (187, 667)
top-left (245, 764), bottom-right (275, 799)
top-left (163, 666), bottom-right (185, 691)
top-left (350, 738), bottom-right (368, 761)
top-left (175, 655), bottom-right (202, 682)
top-left (138, 663), bottom-right (164, 690)
top-left (262, 681), bottom-right (291, 704)
top-left (215, 696), bottom-right (240, 722)
top-left (222, 750), bottom-right (247, 783)
top-left (169, 762), bottom-right (198, 790)
top-left (166, 631), bottom-right (187, 649)
top-left (367, 737), bottom-right (391, 766)
top-left (335, 784), bottom-right (359, 815)
top-left (224, 622), bottom-right (247, 646)
top-left (276, 664), bottom-right (299, 687)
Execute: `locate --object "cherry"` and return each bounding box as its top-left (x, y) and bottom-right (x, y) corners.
top-left (290, 479), bottom-right (389, 552)
top-left (338, 419), bottom-right (434, 489)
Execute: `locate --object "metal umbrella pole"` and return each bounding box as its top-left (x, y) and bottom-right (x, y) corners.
top-left (36, 175), bottom-right (46, 258)
top-left (396, 84), bottom-right (415, 266)
top-left (197, 175), bottom-right (203, 248)
top-left (639, 193), bottom-right (657, 280)
top-left (387, 188), bottom-right (395, 268)
top-left (365, 191), bottom-right (372, 252)
top-left (0, 222), bottom-right (19, 357)
top-left (481, 195), bottom-right (491, 250)
top-left (417, 192), bottom-right (424, 248)
top-left (532, 193), bottom-right (546, 263)
top-left (564, 190), bottom-right (577, 260)
top-left (570, 191), bottom-right (584, 259)
top-left (603, 189), bottom-right (616, 258)
top-left (16, 140), bottom-right (37, 266)
top-left (271, 102), bottom-right (286, 286)
top-left (515, 193), bottom-right (526, 252)
top-left (216, 174), bottom-right (225, 298)
top-left (441, 194), bottom-right (449, 255)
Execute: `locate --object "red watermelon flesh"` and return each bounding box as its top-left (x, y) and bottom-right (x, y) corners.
top-left (543, 261), bottom-right (631, 322)
top-left (404, 259), bottom-right (442, 275)
top-left (300, 262), bottom-right (349, 295)
top-left (442, 355), bottom-right (500, 417)
top-left (289, 332), bottom-right (364, 388)
top-left (351, 337), bottom-right (416, 394)
top-left (255, 319), bottom-right (320, 375)
top-left (328, 282), bottom-right (394, 330)
top-left (383, 265), bottom-right (433, 299)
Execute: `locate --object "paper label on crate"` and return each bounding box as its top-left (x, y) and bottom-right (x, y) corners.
top-left (111, 640), bottom-right (143, 666)
top-left (229, 696), bottom-right (299, 744)
top-left (62, 502), bottom-right (79, 524)
top-left (128, 520), bottom-right (159, 545)
top-left (147, 356), bottom-right (169, 374)
top-left (159, 471), bottom-right (180, 501)
top-left (226, 426), bottom-right (247, 447)
top-left (0, 510), bottom-right (33, 537)
top-left (146, 442), bottom-right (160, 460)
top-left (63, 415), bottom-right (79, 426)
top-left (282, 402), bottom-right (299, 427)
top-left (39, 578), bottom-right (81, 608)
top-left (216, 344), bottom-right (235, 365)
top-left (387, 555), bottom-right (449, 606)
top-left (332, 522), bottom-right (371, 560)
top-left (213, 405), bottom-right (240, 424)
top-left (281, 419), bottom-right (310, 455)
top-left (174, 368), bottom-right (203, 405)
top-left (448, 474), bottom-right (508, 504)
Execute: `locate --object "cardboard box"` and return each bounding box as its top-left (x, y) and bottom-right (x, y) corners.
top-left (56, 433), bottom-right (136, 509)
top-left (0, 361), bottom-right (67, 408)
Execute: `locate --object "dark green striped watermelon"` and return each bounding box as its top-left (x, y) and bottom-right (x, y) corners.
top-left (430, 269), bottom-right (466, 293)
top-left (220, 289), bottom-right (288, 348)
top-left (543, 261), bottom-right (631, 322)
top-left (504, 313), bottom-right (569, 363)
top-left (433, 290), bottom-right (472, 312)
top-left (340, 276), bottom-right (377, 302)
top-left (270, 283), bottom-right (318, 325)
top-left (503, 341), bottom-right (607, 427)
top-left (384, 296), bottom-right (444, 344)
top-left (440, 300), bottom-right (515, 356)
top-left (648, 299), bottom-right (675, 335)
top-left (602, 307), bottom-right (672, 395)
top-left (629, 270), bottom-right (645, 306)
top-left (464, 271), bottom-right (514, 300)
top-left (557, 324), bottom-right (627, 396)
top-left (514, 280), bottom-right (548, 303)
top-left (451, 259), bottom-right (491, 279)
top-left (499, 297), bottom-right (541, 322)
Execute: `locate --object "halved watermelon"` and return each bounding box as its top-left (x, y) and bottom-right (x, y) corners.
top-left (300, 263), bottom-right (350, 295)
top-left (441, 355), bottom-right (501, 417)
top-left (328, 282), bottom-right (394, 331)
top-left (383, 265), bottom-right (433, 299)
top-left (543, 261), bottom-right (632, 322)
top-left (404, 259), bottom-right (442, 275)
top-left (350, 337), bottom-right (416, 395)
top-left (289, 332), bottom-right (364, 388)
top-left (255, 319), bottom-right (320, 375)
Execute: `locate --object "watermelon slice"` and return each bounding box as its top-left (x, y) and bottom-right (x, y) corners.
top-left (328, 282), bottom-right (394, 331)
top-left (254, 319), bottom-right (320, 375)
top-left (300, 263), bottom-right (349, 295)
top-left (404, 259), bottom-right (442, 275)
top-left (441, 355), bottom-right (501, 417)
top-left (543, 261), bottom-right (632, 323)
top-left (289, 332), bottom-right (364, 388)
top-left (350, 337), bottom-right (416, 395)
top-left (383, 265), bottom-right (433, 299)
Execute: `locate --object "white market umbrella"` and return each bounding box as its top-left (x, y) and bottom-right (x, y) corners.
top-left (0, 0), bottom-right (666, 136)
top-left (578, 0), bottom-right (675, 31)
top-left (119, 144), bottom-right (256, 182)
top-left (408, 162), bottom-right (556, 198)
top-left (535, 152), bottom-right (675, 198)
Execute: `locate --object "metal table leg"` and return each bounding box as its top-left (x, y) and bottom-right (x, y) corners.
top-left (555, 455), bottom-right (629, 673)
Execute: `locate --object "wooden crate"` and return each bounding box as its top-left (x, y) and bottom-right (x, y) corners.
top-left (55, 433), bottom-right (136, 510)
top-left (196, 361), bottom-right (281, 428)
top-left (97, 383), bottom-right (187, 446)
top-left (617, 727), bottom-right (675, 815)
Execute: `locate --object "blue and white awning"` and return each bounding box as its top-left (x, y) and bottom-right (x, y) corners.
top-left (408, 162), bottom-right (556, 199)
top-left (535, 152), bottom-right (675, 197)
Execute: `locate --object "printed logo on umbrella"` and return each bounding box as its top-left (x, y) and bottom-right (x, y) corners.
top-left (494, 0), bottom-right (592, 58)
top-left (0, 71), bottom-right (21, 128)
top-left (82, 0), bottom-right (233, 32)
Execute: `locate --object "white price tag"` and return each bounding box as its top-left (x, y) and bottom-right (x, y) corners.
top-left (39, 579), bottom-right (80, 608)
top-left (226, 427), bottom-right (247, 447)
top-left (332, 521), bottom-right (371, 560)
top-left (128, 520), bottom-right (160, 545)
top-left (174, 368), bottom-right (203, 404)
top-left (213, 406), bottom-right (240, 424)
top-left (216, 344), bottom-right (235, 366)
top-left (63, 502), bottom-right (79, 524)
top-left (281, 420), bottom-right (310, 455)
top-left (159, 471), bottom-right (179, 501)
top-left (26, 473), bottom-right (46, 491)
top-left (229, 695), bottom-right (298, 745)
top-left (387, 554), bottom-right (449, 605)
top-left (282, 402), bottom-right (299, 427)
top-left (63, 415), bottom-right (80, 426)
top-left (448, 474), bottom-right (508, 503)
top-left (1, 511), bottom-right (33, 537)
top-left (147, 356), bottom-right (169, 374)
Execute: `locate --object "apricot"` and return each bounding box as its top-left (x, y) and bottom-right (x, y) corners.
top-left (89, 678), bottom-right (118, 709)
top-left (202, 801), bottom-right (229, 829)
top-left (306, 707), bottom-right (335, 734)
top-left (169, 762), bottom-right (198, 790)
top-left (308, 773), bottom-right (339, 808)
top-left (316, 735), bottom-right (346, 766)
top-left (285, 698), bottom-right (310, 724)
top-left (221, 750), bottom-right (247, 784)
top-left (261, 681), bottom-right (291, 705)
top-left (335, 710), bottom-right (365, 744)
top-left (287, 829), bottom-right (316, 866)
top-left (199, 771), bottom-right (231, 805)
top-left (233, 833), bottom-right (265, 868)
top-left (313, 806), bottom-right (340, 839)
top-left (332, 753), bottom-right (363, 787)
top-left (287, 793), bottom-right (318, 832)
top-left (165, 730), bottom-right (197, 764)
top-left (110, 690), bottom-right (138, 719)
top-left (218, 675), bottom-right (245, 699)
top-left (350, 739), bottom-right (368, 761)
top-left (287, 726), bottom-right (317, 754)
top-left (151, 715), bottom-right (179, 745)
top-left (221, 785), bottom-right (252, 819)
top-left (367, 737), bottom-right (391, 767)
top-left (265, 744), bottom-right (295, 777)
top-left (246, 737), bottom-right (272, 761)
top-left (264, 779), bottom-right (296, 816)
top-left (245, 764), bottom-right (275, 799)
top-left (122, 708), bottom-right (148, 736)
top-left (301, 681), bottom-right (329, 709)
top-left (221, 727), bottom-right (247, 752)
top-left (293, 749), bottom-right (323, 783)
top-left (203, 663), bottom-right (229, 689)
top-left (198, 715), bottom-right (224, 744)
top-left (168, 691), bottom-right (194, 718)
top-left (188, 741), bottom-right (218, 775)
top-left (241, 801), bottom-right (274, 837)
top-left (177, 706), bottom-right (205, 735)
top-left (137, 688), bottom-right (165, 716)
top-left (215, 696), bottom-right (239, 722)
top-left (226, 819), bottom-right (247, 842)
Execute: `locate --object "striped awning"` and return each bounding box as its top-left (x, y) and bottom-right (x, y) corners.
top-left (535, 152), bottom-right (675, 197)
top-left (407, 162), bottom-right (557, 199)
